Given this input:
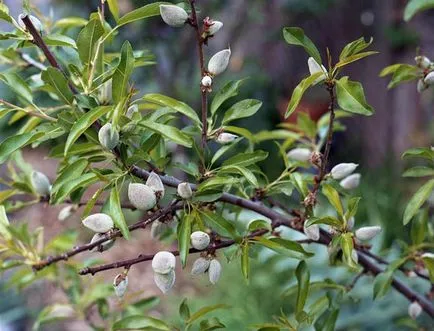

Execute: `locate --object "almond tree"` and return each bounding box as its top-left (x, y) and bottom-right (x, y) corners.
top-left (0, 0), bottom-right (433, 329)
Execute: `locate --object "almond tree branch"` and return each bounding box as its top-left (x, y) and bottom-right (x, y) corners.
top-left (188, 0), bottom-right (208, 166)
top-left (32, 201), bottom-right (182, 271)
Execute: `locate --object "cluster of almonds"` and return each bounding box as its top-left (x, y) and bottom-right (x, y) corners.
top-left (415, 55), bottom-right (434, 93)
top-left (190, 231), bottom-right (222, 284)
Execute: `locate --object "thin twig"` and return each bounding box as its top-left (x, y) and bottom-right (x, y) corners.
top-left (32, 201), bottom-right (182, 271)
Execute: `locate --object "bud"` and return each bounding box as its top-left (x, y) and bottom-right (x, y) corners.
top-left (177, 182), bottom-right (193, 199)
top-left (152, 251), bottom-right (176, 274)
top-left (31, 171), bottom-right (51, 196)
top-left (113, 273), bottom-right (128, 298)
top-left (339, 173), bottom-right (361, 190)
top-left (351, 250), bottom-right (358, 264)
top-left (190, 231), bottom-right (210, 250)
top-left (128, 183), bottom-right (157, 211)
top-left (90, 233), bottom-right (115, 252)
top-left (201, 75), bottom-right (212, 87)
top-left (126, 104), bottom-right (138, 119)
top-left (151, 220), bottom-right (167, 239)
top-left (154, 269), bottom-right (176, 293)
top-left (98, 123), bottom-right (119, 150)
top-left (208, 20), bottom-right (223, 35)
top-left (159, 5), bottom-right (188, 27)
top-left (346, 216), bottom-right (355, 230)
top-left (216, 132), bottom-right (238, 144)
top-left (424, 71), bottom-right (434, 85)
top-left (417, 79), bottom-right (428, 93)
top-left (303, 223), bottom-right (320, 241)
top-left (307, 57), bottom-right (327, 84)
top-left (18, 14), bottom-right (43, 32)
top-left (208, 259), bottom-right (222, 284)
top-left (355, 225), bottom-right (382, 241)
top-left (208, 49), bottom-right (231, 76)
top-left (287, 148), bottom-right (311, 162)
top-left (191, 257), bottom-right (210, 275)
top-left (82, 213), bottom-right (114, 233)
top-left (58, 205), bottom-right (77, 222)
top-left (146, 172), bottom-right (165, 198)
top-left (330, 163), bottom-right (358, 180)
top-left (415, 56), bottom-right (431, 69)
top-left (408, 301), bottom-right (422, 319)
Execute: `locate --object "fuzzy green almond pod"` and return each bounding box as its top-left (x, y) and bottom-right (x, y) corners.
top-left (408, 301), bottom-right (422, 319)
top-left (31, 171), bottom-right (51, 196)
top-left (339, 173), bottom-right (361, 190)
top-left (190, 231), bottom-right (210, 250)
top-left (18, 14), bottom-right (43, 31)
top-left (191, 257), bottom-right (210, 275)
top-left (287, 148), bottom-right (311, 162)
top-left (415, 56), bottom-right (431, 69)
top-left (113, 273), bottom-right (128, 298)
top-left (82, 213), bottom-right (114, 233)
top-left (146, 172), bottom-right (165, 198)
top-left (355, 225), bottom-right (381, 241)
top-left (159, 5), bottom-right (188, 27)
top-left (90, 233), bottom-right (115, 252)
top-left (152, 251), bottom-right (176, 274)
top-left (128, 183), bottom-right (157, 211)
top-left (126, 104), bottom-right (138, 119)
top-left (216, 132), bottom-right (238, 144)
top-left (177, 182), bottom-right (193, 199)
top-left (424, 71), bottom-right (434, 86)
top-left (150, 220), bottom-right (167, 239)
top-left (58, 205), bottom-right (77, 222)
top-left (208, 49), bottom-right (231, 76)
top-left (154, 269), bottom-right (176, 294)
top-left (98, 123), bottom-right (119, 150)
top-left (330, 163), bottom-right (358, 180)
top-left (208, 259), bottom-right (222, 284)
top-left (208, 20), bottom-right (223, 36)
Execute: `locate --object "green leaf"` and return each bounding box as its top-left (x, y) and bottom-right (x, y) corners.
top-left (52, 173), bottom-right (98, 204)
top-left (253, 237), bottom-right (313, 259)
top-left (0, 73), bottom-right (33, 104)
top-left (110, 183), bottom-right (130, 240)
top-left (339, 37), bottom-right (373, 61)
top-left (76, 19), bottom-right (104, 66)
top-left (54, 17), bottom-right (88, 29)
top-left (295, 260), bottom-right (310, 314)
top-left (197, 177), bottom-right (234, 192)
top-left (222, 151), bottom-right (268, 168)
top-left (403, 166), bottom-right (434, 178)
top-left (403, 179), bottom-right (434, 225)
top-left (241, 242), bottom-right (250, 282)
top-left (140, 94), bottom-right (201, 125)
top-left (282, 27), bottom-right (321, 64)
top-left (422, 255), bottom-right (434, 283)
top-left (107, 0), bottom-right (120, 21)
top-left (32, 304), bottom-right (75, 331)
top-left (0, 4), bottom-right (12, 23)
top-left (402, 147), bottom-right (434, 161)
top-left (211, 79), bottom-right (245, 116)
top-left (139, 120), bottom-right (193, 147)
top-left (41, 68), bottom-right (74, 105)
top-left (112, 315), bottom-right (170, 331)
top-left (404, 0), bottom-right (434, 21)
top-left (305, 216), bottom-right (342, 228)
top-left (44, 35), bottom-right (77, 48)
top-left (222, 99), bottom-right (262, 124)
top-left (322, 184), bottom-right (344, 217)
top-left (51, 159), bottom-right (88, 198)
top-left (335, 76), bottom-right (374, 116)
top-left (186, 304), bottom-right (229, 324)
top-left (0, 205), bottom-right (11, 240)
top-left (345, 197), bottom-right (361, 221)
top-left (200, 210), bottom-right (238, 239)
top-left (179, 298), bottom-right (190, 321)
top-left (335, 51), bottom-right (378, 68)
top-left (221, 165), bottom-right (258, 186)
top-left (248, 220), bottom-right (272, 232)
top-left (112, 41), bottom-right (134, 103)
top-left (0, 132), bottom-right (44, 164)
top-left (177, 214), bottom-right (192, 268)
top-left (341, 233), bottom-right (358, 269)
top-left (285, 73), bottom-right (322, 118)
top-left (411, 209), bottom-right (428, 245)
top-left (211, 137), bottom-right (242, 165)
top-left (320, 309), bottom-right (339, 331)
top-left (64, 106), bottom-right (111, 155)
top-left (117, 2), bottom-right (167, 27)
top-left (381, 64), bottom-right (419, 89)
top-left (373, 271), bottom-right (393, 299)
